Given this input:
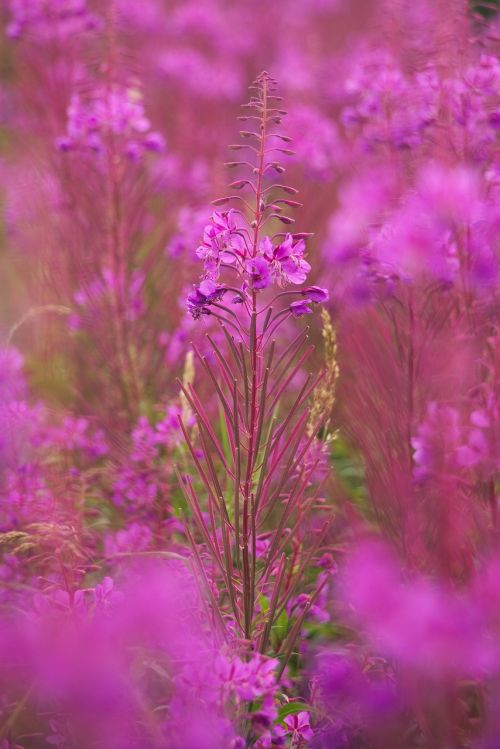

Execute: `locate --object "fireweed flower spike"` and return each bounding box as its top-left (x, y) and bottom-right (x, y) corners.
top-left (187, 74), bottom-right (327, 319)
top-left (181, 73), bottom-right (330, 705)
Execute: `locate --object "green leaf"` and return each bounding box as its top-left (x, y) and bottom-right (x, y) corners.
top-left (258, 593), bottom-right (270, 613)
top-left (219, 404), bottom-right (232, 465)
top-left (277, 702), bottom-right (311, 722)
top-left (271, 607), bottom-right (289, 648)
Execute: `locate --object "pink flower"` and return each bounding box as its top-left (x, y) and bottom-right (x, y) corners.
top-left (262, 234), bottom-right (311, 286)
top-left (215, 653), bottom-right (279, 702)
top-left (58, 87), bottom-right (164, 161)
top-left (247, 257), bottom-right (272, 290)
top-left (7, 0), bottom-right (100, 39)
top-left (340, 541), bottom-right (491, 679)
top-left (302, 286), bottom-right (329, 302)
top-left (411, 403), bottom-right (462, 480)
top-left (275, 711), bottom-right (313, 745)
top-left (290, 300), bottom-right (313, 317)
top-left (187, 279), bottom-right (227, 318)
top-left (196, 210), bottom-right (245, 278)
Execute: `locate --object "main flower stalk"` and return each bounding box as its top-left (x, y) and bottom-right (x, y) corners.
top-left (181, 72), bottom-right (330, 656)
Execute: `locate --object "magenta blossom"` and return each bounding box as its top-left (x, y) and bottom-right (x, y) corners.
top-left (302, 286), bottom-right (329, 302)
top-left (57, 86), bottom-right (164, 160)
top-left (215, 653), bottom-right (279, 702)
top-left (247, 257), bottom-right (272, 289)
top-left (187, 279), bottom-right (227, 318)
top-left (290, 300), bottom-right (313, 317)
top-left (260, 234), bottom-right (311, 286)
top-left (196, 210), bottom-right (244, 279)
top-left (275, 711), bottom-right (313, 746)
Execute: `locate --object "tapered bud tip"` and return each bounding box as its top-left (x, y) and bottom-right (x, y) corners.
top-left (290, 300), bottom-right (313, 317)
top-left (302, 286), bottom-right (329, 303)
top-left (56, 136), bottom-right (72, 152)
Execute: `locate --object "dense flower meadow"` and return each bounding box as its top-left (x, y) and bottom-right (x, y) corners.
top-left (2, 0), bottom-right (500, 747)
